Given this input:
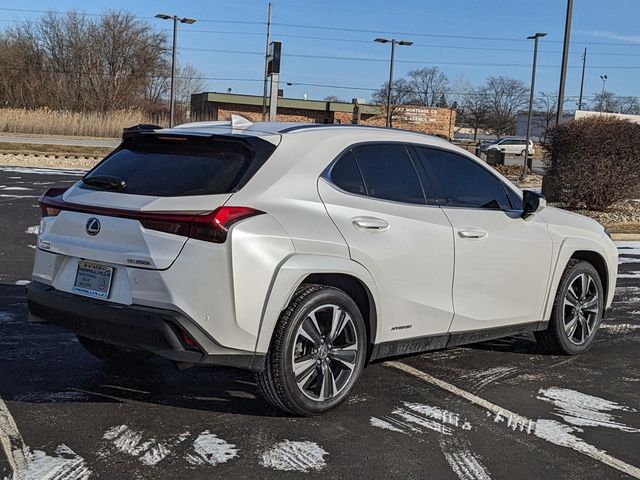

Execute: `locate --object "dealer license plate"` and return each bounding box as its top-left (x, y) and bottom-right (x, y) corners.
top-left (73, 261), bottom-right (113, 299)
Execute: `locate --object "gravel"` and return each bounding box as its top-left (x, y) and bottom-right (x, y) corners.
top-left (0, 153), bottom-right (97, 170)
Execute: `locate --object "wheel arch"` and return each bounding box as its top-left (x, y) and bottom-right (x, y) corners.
top-left (254, 254), bottom-right (380, 360)
top-left (569, 250), bottom-right (609, 297)
top-left (302, 272), bottom-right (377, 361)
top-left (543, 238), bottom-right (616, 321)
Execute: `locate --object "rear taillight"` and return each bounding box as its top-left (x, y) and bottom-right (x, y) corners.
top-left (140, 206), bottom-right (264, 243)
top-left (39, 187), bottom-right (69, 217)
top-left (36, 187), bottom-right (261, 243)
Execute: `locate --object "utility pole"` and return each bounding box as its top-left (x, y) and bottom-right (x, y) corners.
top-left (523, 33), bottom-right (547, 179)
top-left (556, 0), bottom-right (573, 125)
top-left (261, 2), bottom-right (272, 121)
top-left (577, 47), bottom-right (587, 110)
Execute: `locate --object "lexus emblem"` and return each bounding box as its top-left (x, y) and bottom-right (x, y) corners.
top-left (86, 217), bottom-right (101, 236)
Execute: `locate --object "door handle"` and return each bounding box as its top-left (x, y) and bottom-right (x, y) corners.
top-left (457, 228), bottom-right (488, 239)
top-left (352, 216), bottom-right (389, 232)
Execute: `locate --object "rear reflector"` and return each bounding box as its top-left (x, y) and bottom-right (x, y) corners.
top-left (38, 188), bottom-right (263, 243)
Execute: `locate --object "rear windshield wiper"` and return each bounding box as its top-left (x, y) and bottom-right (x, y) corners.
top-left (82, 175), bottom-right (127, 191)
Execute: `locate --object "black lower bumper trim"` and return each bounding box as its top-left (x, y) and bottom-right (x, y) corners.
top-left (26, 281), bottom-right (264, 371)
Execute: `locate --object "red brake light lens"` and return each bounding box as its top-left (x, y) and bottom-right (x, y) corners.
top-left (140, 206), bottom-right (264, 243)
top-left (39, 187), bottom-right (69, 217)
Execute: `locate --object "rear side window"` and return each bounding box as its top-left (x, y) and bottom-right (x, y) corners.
top-left (416, 147), bottom-right (511, 210)
top-left (329, 151), bottom-right (366, 195)
top-left (352, 144), bottom-right (425, 204)
top-left (82, 135), bottom-right (276, 197)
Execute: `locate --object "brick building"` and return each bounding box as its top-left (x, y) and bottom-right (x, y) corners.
top-left (190, 92), bottom-right (456, 138)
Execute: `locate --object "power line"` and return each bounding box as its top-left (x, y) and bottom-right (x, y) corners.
top-left (0, 6), bottom-right (639, 48)
top-left (179, 47), bottom-right (640, 70)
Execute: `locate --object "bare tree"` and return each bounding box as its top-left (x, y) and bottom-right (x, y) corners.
top-left (0, 10), bottom-right (168, 111)
top-left (533, 91), bottom-right (558, 135)
top-left (590, 91), bottom-right (618, 113)
top-left (323, 95), bottom-right (345, 102)
top-left (615, 96), bottom-right (640, 115)
top-left (460, 88), bottom-right (489, 141)
top-left (372, 78), bottom-right (414, 123)
top-left (448, 74), bottom-right (474, 108)
top-left (482, 76), bottom-right (529, 136)
top-left (406, 67), bottom-right (449, 107)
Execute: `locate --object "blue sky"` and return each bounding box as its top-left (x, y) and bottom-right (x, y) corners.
top-left (1, 0), bottom-right (638, 106)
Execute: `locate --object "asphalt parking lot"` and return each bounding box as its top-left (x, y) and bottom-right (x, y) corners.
top-left (0, 166), bottom-right (639, 480)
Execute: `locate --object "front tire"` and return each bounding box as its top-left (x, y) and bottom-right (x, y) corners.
top-left (535, 260), bottom-right (604, 355)
top-left (77, 336), bottom-right (152, 366)
top-left (257, 284), bottom-right (367, 415)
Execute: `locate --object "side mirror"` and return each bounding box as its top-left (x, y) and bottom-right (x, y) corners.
top-left (522, 190), bottom-right (546, 218)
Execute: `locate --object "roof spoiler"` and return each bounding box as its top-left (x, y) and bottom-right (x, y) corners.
top-left (122, 124), bottom-right (162, 140)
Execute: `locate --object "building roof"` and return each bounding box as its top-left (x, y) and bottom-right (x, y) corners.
top-left (197, 92), bottom-right (380, 115)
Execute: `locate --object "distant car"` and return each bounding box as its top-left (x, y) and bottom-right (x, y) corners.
top-left (481, 137), bottom-right (534, 156)
top-left (28, 118), bottom-right (617, 415)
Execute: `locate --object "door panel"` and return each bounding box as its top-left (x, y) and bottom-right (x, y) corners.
top-left (318, 179), bottom-right (455, 342)
top-left (444, 209), bottom-right (553, 331)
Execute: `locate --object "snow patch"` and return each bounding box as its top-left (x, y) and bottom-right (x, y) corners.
top-left (618, 271), bottom-right (640, 279)
top-left (0, 194), bottom-right (39, 198)
top-left (440, 437), bottom-right (491, 480)
top-left (16, 444), bottom-right (90, 480)
top-left (25, 225), bottom-right (39, 235)
top-left (369, 417), bottom-right (407, 434)
top-left (600, 323), bottom-right (640, 334)
top-left (1, 187), bottom-right (31, 191)
top-left (102, 425), bottom-right (171, 466)
top-left (619, 256), bottom-right (640, 264)
top-left (260, 440), bottom-right (328, 472)
top-left (14, 280), bottom-right (30, 286)
top-left (463, 366), bottom-right (518, 391)
top-left (185, 431), bottom-right (238, 466)
top-left (537, 387), bottom-right (639, 433)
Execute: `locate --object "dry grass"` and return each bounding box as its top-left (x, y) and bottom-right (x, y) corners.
top-left (0, 108), bottom-right (161, 138)
top-left (0, 142), bottom-right (113, 156)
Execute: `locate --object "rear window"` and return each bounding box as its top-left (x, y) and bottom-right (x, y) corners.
top-left (82, 134), bottom-right (276, 197)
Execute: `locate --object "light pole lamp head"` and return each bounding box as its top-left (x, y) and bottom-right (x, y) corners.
top-left (398, 40), bottom-right (413, 46)
top-left (374, 37), bottom-right (390, 44)
top-left (181, 17), bottom-right (196, 24)
top-left (600, 74), bottom-right (608, 81)
top-left (527, 32), bottom-right (547, 40)
top-left (155, 13), bottom-right (172, 20)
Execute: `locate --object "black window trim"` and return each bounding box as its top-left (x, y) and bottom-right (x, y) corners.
top-left (413, 144), bottom-right (523, 213)
top-left (322, 140), bottom-right (438, 207)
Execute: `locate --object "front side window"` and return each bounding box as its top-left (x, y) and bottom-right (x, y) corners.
top-left (351, 144), bottom-right (425, 204)
top-left (416, 147), bottom-right (511, 210)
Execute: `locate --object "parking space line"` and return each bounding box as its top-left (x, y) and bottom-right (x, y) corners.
top-left (386, 361), bottom-right (640, 479)
top-left (0, 393), bottom-right (27, 477)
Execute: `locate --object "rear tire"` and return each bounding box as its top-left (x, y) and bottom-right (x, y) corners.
top-left (77, 336), bottom-right (152, 366)
top-left (257, 284), bottom-right (367, 416)
top-left (535, 260), bottom-right (604, 355)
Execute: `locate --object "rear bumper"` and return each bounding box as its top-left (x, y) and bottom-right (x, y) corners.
top-left (26, 281), bottom-right (265, 371)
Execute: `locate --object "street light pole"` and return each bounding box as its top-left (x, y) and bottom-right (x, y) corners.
top-left (556, 0), bottom-right (573, 125)
top-left (599, 74), bottom-right (608, 113)
top-left (374, 37), bottom-right (412, 128)
top-left (522, 32), bottom-right (547, 178)
top-left (577, 47), bottom-right (587, 110)
top-left (155, 13), bottom-right (196, 128)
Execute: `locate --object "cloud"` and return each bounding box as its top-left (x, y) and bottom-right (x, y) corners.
top-left (577, 30), bottom-right (640, 44)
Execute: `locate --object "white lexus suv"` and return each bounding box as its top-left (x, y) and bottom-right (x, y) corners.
top-left (28, 116), bottom-right (617, 415)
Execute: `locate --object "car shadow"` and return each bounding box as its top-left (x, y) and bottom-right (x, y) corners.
top-left (0, 284), bottom-right (285, 418)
